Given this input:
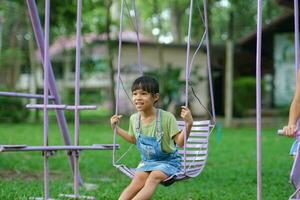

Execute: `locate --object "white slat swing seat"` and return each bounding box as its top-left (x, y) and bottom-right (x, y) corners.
top-left (114, 120), bottom-right (214, 186)
top-left (112, 0), bottom-right (216, 186)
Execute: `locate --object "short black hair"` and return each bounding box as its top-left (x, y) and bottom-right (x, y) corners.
top-left (131, 76), bottom-right (159, 94)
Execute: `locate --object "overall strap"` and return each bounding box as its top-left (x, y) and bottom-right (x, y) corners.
top-left (135, 112), bottom-right (141, 136)
top-left (156, 109), bottom-right (163, 141)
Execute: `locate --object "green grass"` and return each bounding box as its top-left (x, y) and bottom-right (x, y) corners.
top-left (0, 121), bottom-right (296, 200)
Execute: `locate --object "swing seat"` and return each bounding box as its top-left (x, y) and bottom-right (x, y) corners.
top-left (115, 119), bottom-right (213, 185)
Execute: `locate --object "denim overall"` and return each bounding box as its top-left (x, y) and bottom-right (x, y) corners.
top-left (135, 109), bottom-right (181, 177)
top-left (290, 140), bottom-right (299, 156)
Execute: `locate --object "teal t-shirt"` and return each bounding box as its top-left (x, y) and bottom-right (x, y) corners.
top-left (128, 109), bottom-right (180, 153)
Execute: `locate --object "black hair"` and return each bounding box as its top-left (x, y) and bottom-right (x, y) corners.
top-left (131, 76), bottom-right (159, 94)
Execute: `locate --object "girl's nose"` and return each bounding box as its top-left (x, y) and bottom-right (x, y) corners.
top-left (133, 95), bottom-right (140, 100)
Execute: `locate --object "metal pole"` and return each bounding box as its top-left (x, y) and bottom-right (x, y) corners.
top-left (295, 0), bottom-right (299, 77)
top-left (294, 0), bottom-right (300, 144)
top-left (26, 0), bottom-right (82, 184)
top-left (184, 0), bottom-right (193, 173)
top-left (43, 0), bottom-right (50, 198)
top-left (203, 0), bottom-right (216, 122)
top-left (113, 0), bottom-right (125, 166)
top-left (74, 0), bottom-right (82, 197)
top-left (0, 91), bottom-right (54, 100)
top-left (256, 0), bottom-right (262, 199)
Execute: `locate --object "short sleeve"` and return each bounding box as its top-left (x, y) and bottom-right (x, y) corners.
top-left (167, 112), bottom-right (180, 138)
top-left (128, 114), bottom-right (136, 137)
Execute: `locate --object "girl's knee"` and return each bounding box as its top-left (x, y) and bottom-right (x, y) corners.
top-left (147, 171), bottom-right (167, 184)
top-left (132, 172), bottom-right (148, 188)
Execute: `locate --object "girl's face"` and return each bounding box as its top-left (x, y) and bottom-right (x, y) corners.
top-left (132, 89), bottom-right (159, 112)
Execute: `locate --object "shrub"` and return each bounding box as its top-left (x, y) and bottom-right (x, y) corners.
top-left (0, 97), bottom-right (30, 123)
top-left (233, 77), bottom-right (265, 117)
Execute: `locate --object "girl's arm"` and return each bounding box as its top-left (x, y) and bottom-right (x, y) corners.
top-left (111, 115), bottom-right (136, 144)
top-left (115, 126), bottom-right (136, 144)
top-left (284, 70), bottom-right (300, 137)
top-left (174, 106), bottom-right (193, 148)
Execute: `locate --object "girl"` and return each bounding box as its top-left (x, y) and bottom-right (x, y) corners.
top-left (283, 70), bottom-right (300, 156)
top-left (111, 76), bottom-right (193, 200)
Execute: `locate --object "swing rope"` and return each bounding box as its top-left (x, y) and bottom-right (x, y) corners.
top-left (113, 0), bottom-right (215, 181)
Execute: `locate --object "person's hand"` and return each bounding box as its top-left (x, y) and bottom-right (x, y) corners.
top-left (110, 115), bottom-right (122, 129)
top-left (181, 106), bottom-right (193, 126)
top-left (283, 124), bottom-right (297, 137)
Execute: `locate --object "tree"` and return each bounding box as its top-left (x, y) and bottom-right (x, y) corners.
top-left (0, 1), bottom-right (27, 90)
top-left (105, 0), bottom-right (116, 114)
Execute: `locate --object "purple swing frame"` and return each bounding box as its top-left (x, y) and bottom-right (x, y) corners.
top-left (0, 0), bottom-right (118, 199)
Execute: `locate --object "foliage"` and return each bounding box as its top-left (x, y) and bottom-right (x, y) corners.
top-left (0, 1), bottom-right (28, 48)
top-left (233, 77), bottom-right (265, 117)
top-left (146, 65), bottom-right (185, 111)
top-left (0, 48), bottom-right (24, 68)
top-left (66, 89), bottom-right (103, 105)
top-left (36, 0), bottom-right (109, 39)
top-left (0, 123), bottom-right (295, 199)
top-left (0, 96), bottom-right (29, 123)
top-left (211, 0), bottom-right (284, 42)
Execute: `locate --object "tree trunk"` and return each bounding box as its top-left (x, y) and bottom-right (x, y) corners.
top-left (0, 14), bottom-right (3, 57)
top-left (105, 0), bottom-right (116, 115)
top-left (171, 1), bottom-right (183, 43)
top-left (28, 31), bottom-right (39, 122)
top-left (224, 11), bottom-right (234, 127)
top-left (5, 2), bottom-right (23, 90)
top-left (63, 51), bottom-right (72, 104)
top-left (153, 0), bottom-right (164, 67)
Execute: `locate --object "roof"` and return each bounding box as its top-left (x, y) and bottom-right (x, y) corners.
top-left (48, 31), bottom-right (207, 58)
top-left (238, 10), bottom-right (294, 48)
top-left (274, 0), bottom-right (293, 8)
top-left (238, 0), bottom-right (298, 48)
top-left (49, 31), bottom-right (154, 56)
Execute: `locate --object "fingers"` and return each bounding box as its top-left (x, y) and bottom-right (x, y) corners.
top-left (110, 115), bottom-right (122, 128)
top-left (180, 106), bottom-right (190, 115)
top-left (111, 115), bottom-right (122, 120)
top-left (283, 125), bottom-right (297, 137)
top-left (180, 106), bottom-right (193, 124)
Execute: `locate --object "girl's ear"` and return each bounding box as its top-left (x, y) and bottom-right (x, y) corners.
top-left (154, 93), bottom-right (160, 102)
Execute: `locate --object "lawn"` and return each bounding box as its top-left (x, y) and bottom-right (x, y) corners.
top-left (0, 119), bottom-right (296, 200)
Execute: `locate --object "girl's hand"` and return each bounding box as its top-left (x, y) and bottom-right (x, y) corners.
top-left (283, 124), bottom-right (297, 137)
top-left (181, 106), bottom-right (193, 126)
top-left (110, 115), bottom-right (122, 129)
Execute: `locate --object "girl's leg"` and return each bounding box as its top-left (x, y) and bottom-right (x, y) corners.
top-left (119, 171), bottom-right (149, 200)
top-left (132, 170), bottom-right (168, 200)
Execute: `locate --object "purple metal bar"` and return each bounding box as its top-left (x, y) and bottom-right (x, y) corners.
top-left (295, 0), bottom-right (299, 77)
top-left (0, 91), bottom-right (55, 100)
top-left (65, 105), bottom-right (97, 110)
top-left (59, 194), bottom-right (95, 200)
top-left (26, 0), bottom-right (81, 184)
top-left (26, 104), bottom-right (66, 109)
top-left (43, 1), bottom-right (50, 198)
top-left (113, 0), bottom-right (125, 165)
top-left (256, 0), bottom-right (262, 200)
top-left (184, 0), bottom-right (194, 174)
top-left (203, 0), bottom-right (216, 123)
top-left (291, 1), bottom-right (300, 197)
top-left (0, 145), bottom-right (119, 152)
top-left (26, 104), bottom-right (97, 110)
top-left (74, 0), bottom-right (82, 197)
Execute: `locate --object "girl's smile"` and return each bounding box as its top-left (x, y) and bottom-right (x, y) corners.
top-left (132, 89), bottom-right (159, 112)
